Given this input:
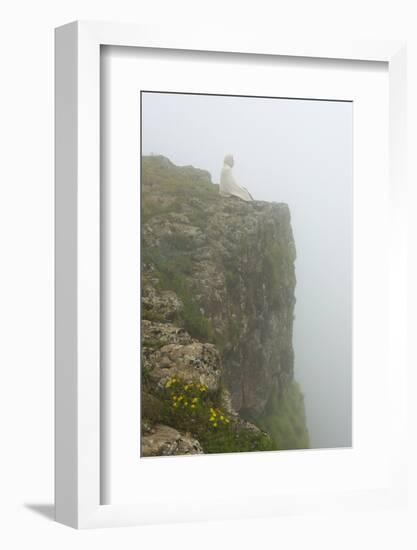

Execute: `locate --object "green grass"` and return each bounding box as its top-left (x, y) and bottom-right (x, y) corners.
top-left (141, 305), bottom-right (165, 323)
top-left (254, 381), bottom-right (310, 450)
top-left (142, 338), bottom-right (164, 350)
top-left (141, 155), bottom-right (218, 224)
top-left (199, 424), bottom-right (276, 454)
top-left (142, 247), bottom-right (215, 342)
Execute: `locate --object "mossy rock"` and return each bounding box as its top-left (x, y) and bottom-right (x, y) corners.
top-left (141, 391), bottom-right (164, 424)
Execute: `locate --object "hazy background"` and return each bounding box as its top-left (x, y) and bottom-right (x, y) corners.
top-left (141, 91), bottom-right (352, 449)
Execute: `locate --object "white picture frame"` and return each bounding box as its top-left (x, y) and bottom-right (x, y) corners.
top-left (55, 21), bottom-right (407, 529)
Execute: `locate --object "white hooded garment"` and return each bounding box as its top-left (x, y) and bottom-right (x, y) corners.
top-left (219, 154), bottom-right (253, 202)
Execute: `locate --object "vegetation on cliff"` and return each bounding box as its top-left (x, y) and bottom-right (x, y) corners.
top-left (142, 373), bottom-right (275, 455)
top-left (141, 155), bottom-right (309, 455)
top-left (245, 381), bottom-right (310, 450)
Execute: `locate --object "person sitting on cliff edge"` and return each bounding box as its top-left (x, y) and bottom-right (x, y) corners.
top-left (219, 154), bottom-right (254, 202)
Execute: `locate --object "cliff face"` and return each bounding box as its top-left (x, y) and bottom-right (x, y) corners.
top-left (141, 155), bottom-right (308, 455)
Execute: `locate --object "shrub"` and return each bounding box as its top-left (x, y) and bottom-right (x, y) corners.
top-left (157, 376), bottom-right (275, 454)
top-left (160, 378), bottom-right (229, 435)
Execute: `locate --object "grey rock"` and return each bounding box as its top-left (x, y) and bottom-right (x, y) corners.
top-left (148, 342), bottom-right (221, 391)
top-left (141, 424), bottom-right (203, 457)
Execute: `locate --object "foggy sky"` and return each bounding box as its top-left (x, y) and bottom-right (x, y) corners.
top-left (141, 91), bottom-right (352, 449)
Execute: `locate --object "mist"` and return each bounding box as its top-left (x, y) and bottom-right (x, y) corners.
top-left (141, 91), bottom-right (352, 449)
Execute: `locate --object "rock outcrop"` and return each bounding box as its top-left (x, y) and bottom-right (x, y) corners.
top-left (140, 155), bottom-right (308, 455)
top-left (142, 424), bottom-right (203, 457)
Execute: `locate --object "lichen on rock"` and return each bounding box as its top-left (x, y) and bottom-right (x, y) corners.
top-left (146, 341), bottom-right (222, 392)
top-left (141, 424), bottom-right (203, 457)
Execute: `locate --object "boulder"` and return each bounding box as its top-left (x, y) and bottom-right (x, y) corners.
top-left (141, 424), bottom-right (203, 457)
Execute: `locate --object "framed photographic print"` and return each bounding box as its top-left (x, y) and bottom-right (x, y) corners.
top-left (55, 21), bottom-right (407, 528)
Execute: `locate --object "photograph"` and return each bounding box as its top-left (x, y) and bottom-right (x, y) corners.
top-left (140, 90), bottom-right (352, 457)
